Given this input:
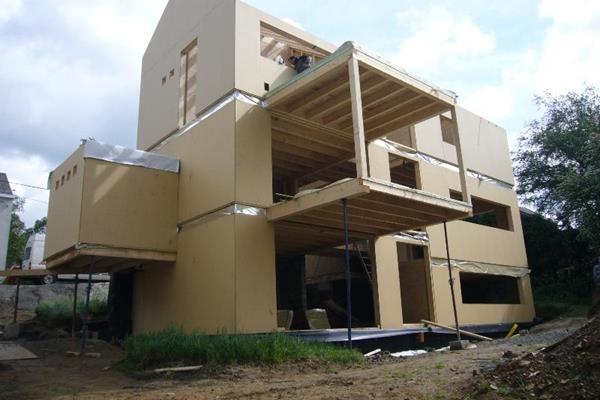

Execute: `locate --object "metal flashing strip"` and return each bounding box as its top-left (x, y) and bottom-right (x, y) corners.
top-left (374, 138), bottom-right (514, 190)
top-left (430, 257), bottom-right (531, 278)
top-left (82, 139), bottom-right (180, 173)
top-left (178, 204), bottom-right (266, 232)
top-left (151, 91), bottom-right (267, 152)
top-left (393, 230), bottom-right (430, 245)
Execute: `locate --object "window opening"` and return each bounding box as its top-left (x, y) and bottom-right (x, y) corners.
top-left (178, 39), bottom-right (198, 127)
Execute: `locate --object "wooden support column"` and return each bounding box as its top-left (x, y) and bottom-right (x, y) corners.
top-left (348, 54), bottom-right (369, 178)
top-left (450, 107), bottom-right (470, 204)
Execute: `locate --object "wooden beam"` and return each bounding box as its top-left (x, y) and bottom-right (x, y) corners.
top-left (364, 96), bottom-right (433, 132)
top-left (320, 81), bottom-right (400, 126)
top-left (348, 54), bottom-right (368, 178)
top-left (266, 50), bottom-right (352, 107)
top-left (267, 178), bottom-right (368, 221)
top-left (355, 50), bottom-right (456, 106)
top-left (337, 88), bottom-right (416, 130)
top-left (366, 103), bottom-right (449, 140)
top-left (451, 107), bottom-right (470, 205)
top-left (304, 73), bottom-right (385, 119)
top-left (0, 269), bottom-right (56, 277)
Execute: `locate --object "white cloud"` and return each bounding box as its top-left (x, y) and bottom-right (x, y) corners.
top-left (0, 0), bottom-right (166, 225)
top-left (392, 7), bottom-right (495, 74)
top-left (534, 0), bottom-right (600, 94)
top-left (0, 0), bottom-right (22, 24)
top-left (282, 17), bottom-right (304, 31)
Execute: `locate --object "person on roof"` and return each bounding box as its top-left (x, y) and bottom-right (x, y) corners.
top-left (288, 54), bottom-right (313, 74)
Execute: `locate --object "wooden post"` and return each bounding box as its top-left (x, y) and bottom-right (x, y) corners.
top-left (443, 222), bottom-right (461, 341)
top-left (80, 258), bottom-right (94, 354)
top-left (348, 54), bottom-right (368, 178)
top-left (72, 274), bottom-right (79, 338)
top-left (342, 198), bottom-right (353, 349)
top-left (450, 107), bottom-right (469, 204)
top-left (13, 277), bottom-right (21, 323)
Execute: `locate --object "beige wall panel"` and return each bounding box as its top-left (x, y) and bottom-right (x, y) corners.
top-left (157, 102), bottom-right (236, 223)
top-left (235, 100), bottom-right (272, 207)
top-left (138, 48), bottom-right (181, 150)
top-left (430, 267), bottom-right (535, 326)
top-left (455, 107), bottom-right (515, 184)
top-left (367, 142), bottom-right (391, 180)
top-left (174, 215), bottom-right (237, 332)
top-left (133, 215), bottom-right (237, 334)
top-left (234, 1), bottom-right (336, 97)
top-left (398, 260), bottom-right (431, 323)
top-left (372, 236), bottom-right (403, 328)
top-left (418, 161), bottom-right (527, 267)
top-left (413, 107), bottom-right (514, 184)
top-left (413, 116), bottom-right (458, 165)
top-left (78, 160), bottom-right (178, 252)
top-left (132, 262), bottom-right (177, 333)
top-left (415, 160), bottom-right (461, 198)
top-left (138, 0), bottom-right (235, 150)
top-left (234, 214), bottom-right (277, 332)
top-left (45, 147), bottom-right (85, 259)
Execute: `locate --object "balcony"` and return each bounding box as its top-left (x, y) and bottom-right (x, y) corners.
top-left (267, 41), bottom-right (472, 255)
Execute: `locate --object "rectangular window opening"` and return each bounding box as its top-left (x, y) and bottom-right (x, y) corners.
top-left (178, 39), bottom-right (198, 127)
top-left (450, 190), bottom-right (513, 230)
top-left (441, 115), bottom-right (456, 145)
top-left (460, 272), bottom-right (520, 304)
top-left (389, 154), bottom-right (418, 188)
top-left (260, 23), bottom-right (328, 66)
top-left (72, 165), bottom-right (77, 176)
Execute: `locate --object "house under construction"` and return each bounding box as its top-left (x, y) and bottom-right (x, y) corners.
top-left (44, 0), bottom-right (535, 337)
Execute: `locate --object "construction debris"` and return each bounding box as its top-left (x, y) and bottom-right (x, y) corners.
top-left (154, 365), bottom-right (203, 373)
top-left (421, 320), bottom-right (493, 341)
top-left (0, 341), bottom-right (37, 361)
top-left (363, 348), bottom-right (381, 357)
top-left (467, 316), bottom-right (600, 399)
top-left (390, 350), bottom-right (427, 358)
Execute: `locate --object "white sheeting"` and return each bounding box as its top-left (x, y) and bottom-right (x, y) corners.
top-left (431, 257), bottom-right (530, 277)
top-left (82, 139), bottom-right (179, 173)
top-left (374, 138), bottom-right (514, 190)
top-left (178, 203), bottom-right (266, 232)
top-left (151, 90), bottom-right (266, 152)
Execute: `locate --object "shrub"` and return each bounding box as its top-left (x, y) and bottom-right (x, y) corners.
top-left (35, 296), bottom-right (108, 320)
top-left (123, 327), bottom-right (363, 369)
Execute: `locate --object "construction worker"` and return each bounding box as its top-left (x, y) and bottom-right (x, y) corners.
top-left (589, 257), bottom-right (600, 318)
top-left (288, 54), bottom-right (313, 74)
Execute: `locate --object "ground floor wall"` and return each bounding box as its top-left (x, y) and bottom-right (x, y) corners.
top-left (430, 266), bottom-right (535, 326)
top-left (132, 213), bottom-right (277, 334)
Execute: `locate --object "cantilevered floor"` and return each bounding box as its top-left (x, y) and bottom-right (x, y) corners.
top-left (266, 40), bottom-right (455, 143)
top-left (267, 178), bottom-right (471, 255)
top-left (45, 245), bottom-right (176, 274)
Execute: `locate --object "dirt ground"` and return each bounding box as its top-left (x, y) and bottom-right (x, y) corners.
top-left (0, 317), bottom-right (586, 400)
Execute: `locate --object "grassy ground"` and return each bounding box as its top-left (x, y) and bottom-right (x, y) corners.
top-left (35, 296), bottom-right (107, 320)
top-left (122, 327), bottom-right (363, 370)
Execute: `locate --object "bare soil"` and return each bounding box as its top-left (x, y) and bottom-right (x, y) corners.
top-left (0, 318), bottom-right (586, 400)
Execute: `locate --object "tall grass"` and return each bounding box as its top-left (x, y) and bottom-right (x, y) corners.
top-left (35, 296), bottom-right (108, 320)
top-left (123, 327), bottom-right (363, 369)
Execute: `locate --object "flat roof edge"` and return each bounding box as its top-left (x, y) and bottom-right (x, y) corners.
top-left (82, 140), bottom-right (180, 173)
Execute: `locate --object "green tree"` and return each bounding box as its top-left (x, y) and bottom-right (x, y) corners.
top-left (6, 197), bottom-right (28, 267)
top-left (514, 87), bottom-right (600, 251)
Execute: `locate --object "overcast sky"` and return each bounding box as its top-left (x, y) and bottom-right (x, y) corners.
top-left (1, 0), bottom-right (599, 226)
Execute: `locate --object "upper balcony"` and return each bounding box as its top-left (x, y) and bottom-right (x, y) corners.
top-left (266, 42), bottom-right (472, 255)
